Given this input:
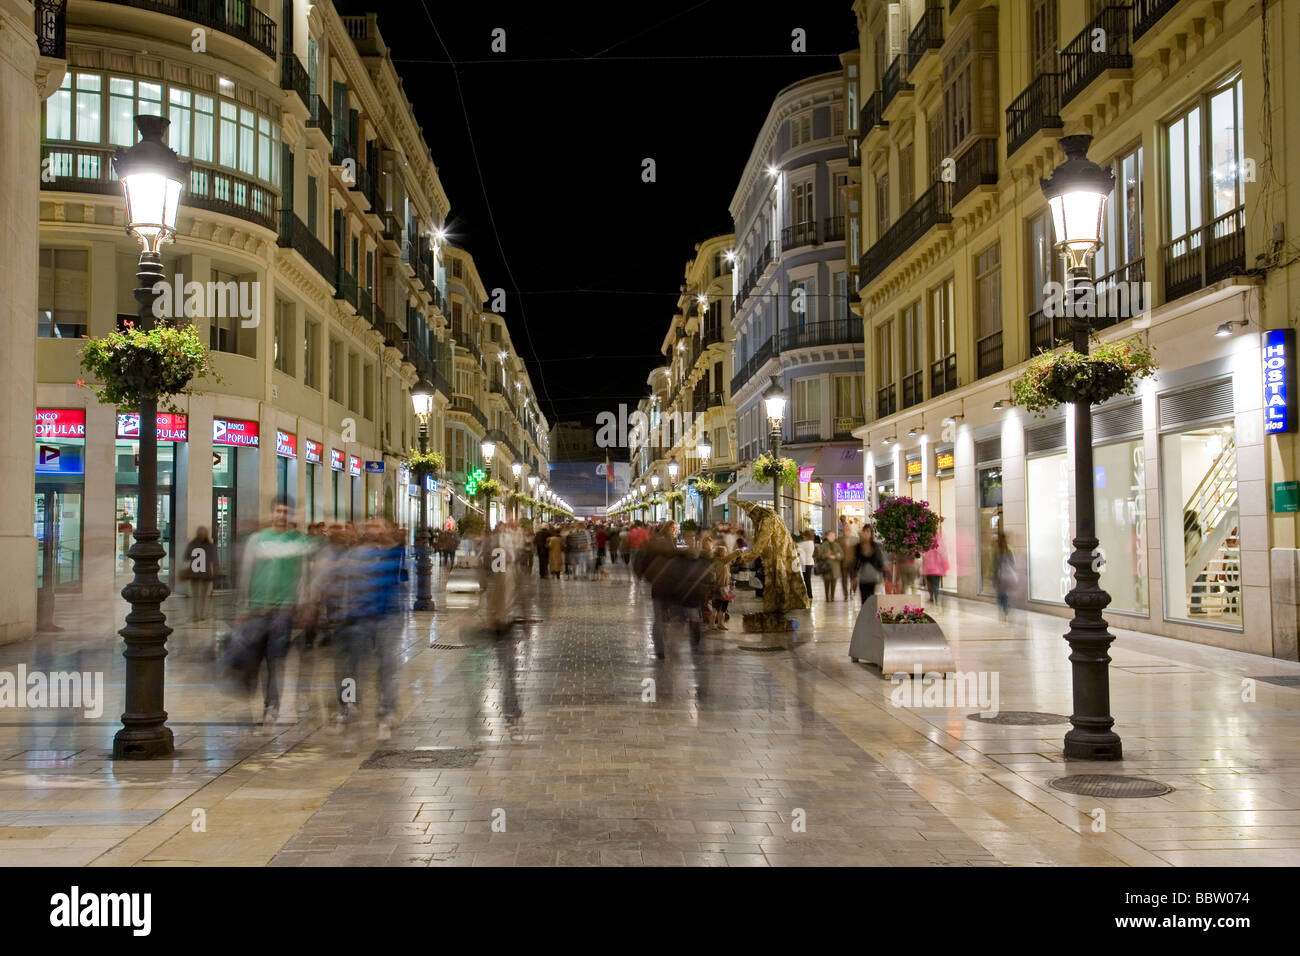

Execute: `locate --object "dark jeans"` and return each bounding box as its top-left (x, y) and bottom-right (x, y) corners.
top-left (858, 581), bottom-right (877, 603)
top-left (802, 567), bottom-right (813, 596)
top-left (238, 608), bottom-right (294, 711)
top-left (334, 616), bottom-right (399, 718)
top-left (926, 575), bottom-right (942, 604)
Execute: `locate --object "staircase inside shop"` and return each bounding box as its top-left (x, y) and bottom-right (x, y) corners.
top-left (1182, 434), bottom-right (1239, 617)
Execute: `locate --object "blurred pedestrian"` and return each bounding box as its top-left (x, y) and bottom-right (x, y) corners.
top-left (853, 524), bottom-right (885, 604)
top-left (922, 523), bottom-right (949, 605)
top-left (797, 530), bottom-right (815, 597)
top-left (180, 526), bottom-right (217, 622)
top-left (815, 531), bottom-right (843, 601)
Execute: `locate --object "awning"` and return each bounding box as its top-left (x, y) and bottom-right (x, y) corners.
top-left (811, 444), bottom-right (866, 484)
top-left (714, 474), bottom-right (771, 505)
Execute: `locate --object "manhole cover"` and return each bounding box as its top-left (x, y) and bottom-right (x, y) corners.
top-left (967, 711), bottom-right (1071, 724)
top-left (428, 643), bottom-right (469, 650)
top-left (1050, 774), bottom-right (1173, 798)
top-left (1252, 675), bottom-right (1300, 687)
top-left (360, 748), bottom-right (480, 769)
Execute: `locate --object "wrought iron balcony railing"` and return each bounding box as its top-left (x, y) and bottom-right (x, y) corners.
top-left (930, 353), bottom-right (957, 397)
top-left (976, 330), bottom-right (1003, 379)
top-left (1060, 5), bottom-right (1133, 107)
top-left (280, 51), bottom-right (310, 109)
top-left (881, 55), bottom-right (912, 111)
top-left (876, 384), bottom-right (897, 419)
top-left (277, 210), bottom-right (336, 284)
top-left (307, 95), bottom-right (331, 136)
top-left (857, 181), bottom-right (951, 289)
top-left (1133, 0), bottom-right (1181, 41)
top-left (35, 0), bottom-right (65, 57)
top-left (952, 137), bottom-right (998, 206)
top-left (908, 3), bottom-right (944, 67)
top-left (1006, 73), bottom-right (1063, 157)
top-left (1162, 207), bottom-right (1245, 303)
top-left (823, 216), bottom-right (846, 242)
top-left (102, 0), bottom-right (275, 59)
top-left (779, 317), bottom-right (863, 351)
top-left (781, 220), bottom-right (818, 251)
top-left (859, 89), bottom-right (887, 137)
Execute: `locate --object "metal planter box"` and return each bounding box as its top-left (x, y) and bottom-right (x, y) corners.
top-left (849, 595), bottom-right (955, 676)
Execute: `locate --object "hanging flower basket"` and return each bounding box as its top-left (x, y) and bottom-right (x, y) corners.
top-left (752, 453), bottom-right (798, 487)
top-left (458, 512), bottom-right (484, 537)
top-left (1012, 336), bottom-right (1157, 416)
top-left (475, 477), bottom-right (503, 499)
top-left (406, 448), bottom-right (444, 478)
top-left (871, 495), bottom-right (940, 561)
top-left (663, 488), bottom-right (684, 504)
top-left (693, 477), bottom-right (720, 500)
top-left (79, 323), bottom-right (218, 411)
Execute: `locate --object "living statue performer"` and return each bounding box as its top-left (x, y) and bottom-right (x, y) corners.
top-left (737, 501), bottom-right (810, 615)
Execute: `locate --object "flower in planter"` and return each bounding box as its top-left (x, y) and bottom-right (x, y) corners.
top-left (871, 496), bottom-right (940, 560)
top-left (79, 323), bottom-right (219, 412)
top-left (752, 453), bottom-right (798, 487)
top-left (693, 477), bottom-right (721, 500)
top-left (1012, 335), bottom-right (1157, 416)
top-left (879, 605), bottom-right (935, 624)
top-left (406, 448), bottom-right (445, 477)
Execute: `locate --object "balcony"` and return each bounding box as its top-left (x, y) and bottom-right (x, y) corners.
top-left (729, 336), bottom-right (775, 396)
top-left (334, 269), bottom-right (358, 310)
top-left (1029, 309), bottom-right (1069, 354)
top-left (280, 52), bottom-right (310, 110)
top-left (701, 320), bottom-right (724, 348)
top-left (781, 220), bottom-right (818, 251)
top-left (779, 317), bottom-right (863, 351)
top-left (857, 181), bottom-right (952, 289)
top-left (1006, 73), bottom-right (1062, 157)
top-left (823, 216), bottom-right (846, 242)
top-left (36, 0), bottom-right (65, 57)
top-left (357, 286), bottom-right (374, 326)
top-left (1060, 5), bottom-right (1133, 107)
top-left (876, 384), bottom-right (897, 419)
top-left (1093, 258), bottom-right (1147, 330)
top-left (902, 370), bottom-right (924, 409)
top-left (306, 95), bottom-right (331, 138)
top-left (1133, 0), bottom-right (1181, 41)
top-left (277, 211), bottom-right (336, 285)
top-left (332, 134), bottom-right (355, 169)
top-left (881, 55), bottom-right (912, 112)
top-left (976, 331), bottom-right (1003, 379)
top-left (383, 321), bottom-right (403, 349)
top-left (908, 3), bottom-right (944, 69)
top-left (430, 366), bottom-right (453, 398)
top-left (952, 137), bottom-right (998, 206)
top-left (1162, 207), bottom-right (1246, 303)
top-left (451, 394), bottom-right (488, 430)
top-left (833, 416), bottom-right (864, 438)
top-left (101, 0), bottom-right (276, 59)
top-left (859, 90), bottom-right (887, 138)
top-left (930, 353), bottom-right (957, 397)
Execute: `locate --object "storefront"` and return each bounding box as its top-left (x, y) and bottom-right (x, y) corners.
top-left (275, 429), bottom-right (298, 510)
top-left (932, 444), bottom-right (957, 591)
top-left (114, 412), bottom-right (188, 590)
top-left (33, 408), bottom-right (86, 593)
top-left (212, 417), bottom-right (259, 589)
top-left (330, 448), bottom-right (345, 520)
top-left (304, 439), bottom-right (323, 524)
top-left (974, 435), bottom-right (1002, 596)
top-left (1024, 419), bottom-right (1071, 605)
top-left (833, 480), bottom-right (866, 532)
top-left (874, 459), bottom-right (896, 503)
top-left (349, 455), bottom-right (362, 521)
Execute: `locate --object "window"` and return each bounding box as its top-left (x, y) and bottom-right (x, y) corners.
top-left (74, 74), bottom-right (101, 143)
top-left (1027, 451), bottom-right (1072, 603)
top-left (898, 142), bottom-right (915, 210)
top-left (831, 106), bottom-right (844, 138)
top-left (46, 75), bottom-right (71, 140)
top-left (930, 277), bottom-right (956, 396)
top-left (792, 377), bottom-right (821, 438)
top-left (975, 243), bottom-right (1002, 377)
top-left (834, 374), bottom-right (864, 426)
top-left (328, 338), bottom-right (344, 402)
top-left (38, 248), bottom-right (88, 338)
top-left (790, 112), bottom-right (813, 147)
top-left (1162, 422), bottom-right (1238, 624)
top-left (875, 320), bottom-right (895, 416)
top-left (363, 364), bottom-right (375, 420)
top-left (307, 176), bottom-right (318, 234)
top-left (832, 272), bottom-right (849, 324)
top-left (1031, 0), bottom-right (1058, 76)
top-left (273, 298), bottom-right (294, 374)
top-left (900, 300), bottom-right (922, 407)
top-left (875, 173), bottom-right (890, 239)
top-left (193, 94), bottom-right (214, 162)
top-left (790, 181), bottom-right (814, 229)
top-left (1094, 145), bottom-right (1145, 287)
top-left (348, 352), bottom-right (360, 411)
top-left (304, 319), bottom-right (321, 390)
top-left (1094, 436), bottom-right (1148, 614)
top-left (219, 101), bottom-right (237, 168)
top-left (208, 270), bottom-right (252, 356)
top-left (168, 88), bottom-right (192, 156)
top-left (789, 279), bottom-right (810, 330)
top-left (1028, 210), bottom-right (1063, 350)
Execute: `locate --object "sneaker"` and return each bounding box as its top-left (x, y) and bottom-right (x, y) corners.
top-left (376, 719), bottom-right (392, 742)
top-left (327, 713), bottom-right (346, 735)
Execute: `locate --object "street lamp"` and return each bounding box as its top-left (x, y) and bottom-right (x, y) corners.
top-left (667, 457), bottom-right (679, 522)
top-left (481, 438), bottom-right (496, 528)
top-left (112, 114), bottom-right (187, 760)
top-left (410, 380), bottom-right (435, 611)
top-left (528, 473), bottom-right (538, 521)
top-left (511, 461), bottom-right (522, 521)
top-left (1041, 133), bottom-right (1121, 761)
top-left (763, 376), bottom-right (787, 527)
top-left (697, 432), bottom-right (712, 524)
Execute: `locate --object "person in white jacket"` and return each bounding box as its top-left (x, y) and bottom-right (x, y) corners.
top-left (797, 530), bottom-right (816, 598)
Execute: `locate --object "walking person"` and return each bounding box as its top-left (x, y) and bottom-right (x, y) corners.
top-left (547, 528), bottom-right (565, 580)
top-left (535, 523), bottom-right (551, 579)
top-left (180, 526), bottom-right (217, 622)
top-left (994, 531), bottom-right (1016, 623)
top-left (853, 524), bottom-right (885, 604)
top-left (922, 523), bottom-right (949, 606)
top-left (797, 530), bottom-right (816, 598)
top-left (594, 523), bottom-right (607, 572)
top-left (840, 521), bottom-right (859, 602)
top-left (815, 531), bottom-right (843, 601)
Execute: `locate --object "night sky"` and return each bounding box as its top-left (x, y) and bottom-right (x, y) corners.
top-left (354, 0), bottom-right (858, 437)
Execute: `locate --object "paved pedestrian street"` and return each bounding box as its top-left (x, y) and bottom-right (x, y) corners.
top-left (2, 570), bottom-right (1300, 867)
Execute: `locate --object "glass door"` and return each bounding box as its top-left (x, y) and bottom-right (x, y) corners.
top-left (33, 486), bottom-right (83, 591)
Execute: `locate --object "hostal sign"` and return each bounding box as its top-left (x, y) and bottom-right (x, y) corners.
top-left (1264, 329), bottom-right (1297, 434)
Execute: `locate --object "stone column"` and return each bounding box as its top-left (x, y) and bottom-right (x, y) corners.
top-left (0, 0), bottom-right (63, 644)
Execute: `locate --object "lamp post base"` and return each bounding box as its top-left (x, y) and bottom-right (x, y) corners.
top-left (1063, 728), bottom-right (1123, 761)
top-left (113, 723), bottom-right (175, 760)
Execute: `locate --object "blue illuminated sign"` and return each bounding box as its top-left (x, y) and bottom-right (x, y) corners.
top-left (1263, 329), bottom-right (1298, 435)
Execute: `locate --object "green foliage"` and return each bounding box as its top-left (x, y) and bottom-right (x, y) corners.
top-left (693, 477), bottom-right (720, 500)
top-left (79, 322), bottom-right (218, 411)
top-left (752, 453), bottom-right (798, 488)
top-left (680, 519), bottom-right (699, 532)
top-left (475, 477), bottom-right (503, 499)
top-left (1013, 336), bottom-right (1157, 415)
top-left (663, 488), bottom-right (684, 504)
top-left (871, 495), bottom-right (940, 560)
top-left (457, 512), bottom-right (484, 537)
top-left (406, 448), bottom-right (444, 477)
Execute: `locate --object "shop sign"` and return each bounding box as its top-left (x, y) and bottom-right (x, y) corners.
top-left (330, 449), bottom-right (345, 471)
top-left (906, 457), bottom-right (923, 482)
top-left (349, 455), bottom-right (362, 476)
top-left (35, 443), bottom-right (84, 475)
top-left (117, 413), bottom-right (189, 442)
top-left (426, 474), bottom-right (437, 492)
top-left (798, 466), bottom-right (814, 483)
top-left (1264, 329), bottom-right (1298, 435)
top-left (834, 481), bottom-right (865, 503)
top-left (1275, 480), bottom-right (1300, 514)
top-left (934, 448), bottom-right (955, 476)
top-left (304, 440), bottom-right (323, 464)
top-left (213, 418), bottom-right (259, 447)
top-left (34, 409), bottom-right (86, 439)
top-left (275, 430), bottom-right (297, 458)
top-left (365, 460), bottom-right (384, 473)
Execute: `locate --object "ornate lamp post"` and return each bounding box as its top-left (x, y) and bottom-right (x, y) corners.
top-left (696, 431), bottom-right (713, 525)
top-left (111, 115), bottom-right (188, 759)
top-left (411, 380), bottom-right (435, 611)
top-left (511, 461), bottom-right (522, 521)
top-left (763, 376), bottom-right (788, 527)
top-left (480, 438), bottom-right (496, 529)
top-left (528, 473), bottom-right (538, 521)
top-left (650, 474), bottom-right (660, 522)
top-left (639, 482), bottom-right (648, 522)
top-left (1041, 134), bottom-right (1121, 761)
top-left (667, 457), bottom-right (679, 523)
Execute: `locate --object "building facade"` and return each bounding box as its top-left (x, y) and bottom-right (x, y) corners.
top-left (850, 0), bottom-right (1299, 658)
top-left (726, 70), bottom-right (866, 535)
top-left (29, 1), bottom-right (546, 628)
